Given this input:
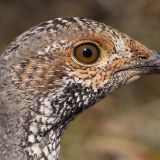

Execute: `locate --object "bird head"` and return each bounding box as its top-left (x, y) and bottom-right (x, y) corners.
top-left (2, 17), bottom-right (160, 159)
top-left (8, 17), bottom-right (160, 129)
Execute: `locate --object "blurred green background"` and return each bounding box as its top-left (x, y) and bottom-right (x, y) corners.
top-left (0, 0), bottom-right (160, 159)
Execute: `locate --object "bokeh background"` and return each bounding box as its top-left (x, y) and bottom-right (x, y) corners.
top-left (0, 0), bottom-right (160, 159)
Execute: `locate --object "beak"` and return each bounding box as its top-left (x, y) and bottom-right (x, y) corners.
top-left (147, 50), bottom-right (160, 73)
top-left (116, 50), bottom-right (160, 74)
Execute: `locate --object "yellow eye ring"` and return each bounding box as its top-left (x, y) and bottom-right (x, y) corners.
top-left (73, 42), bottom-right (100, 65)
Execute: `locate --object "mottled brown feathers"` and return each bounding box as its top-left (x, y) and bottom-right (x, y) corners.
top-left (13, 56), bottom-right (64, 94)
top-left (0, 17), bottom-right (158, 160)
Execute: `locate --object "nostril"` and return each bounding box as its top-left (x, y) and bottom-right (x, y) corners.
top-left (138, 55), bottom-right (149, 60)
top-left (131, 54), bottom-right (149, 61)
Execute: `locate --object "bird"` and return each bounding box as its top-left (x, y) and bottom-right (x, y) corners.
top-left (0, 17), bottom-right (160, 160)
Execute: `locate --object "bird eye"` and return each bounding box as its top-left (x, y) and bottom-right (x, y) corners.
top-left (73, 43), bottom-right (100, 65)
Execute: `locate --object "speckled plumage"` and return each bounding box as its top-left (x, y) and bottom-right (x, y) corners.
top-left (0, 17), bottom-right (160, 160)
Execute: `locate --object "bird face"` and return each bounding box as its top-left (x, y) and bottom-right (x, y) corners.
top-left (50, 18), bottom-right (160, 96)
top-left (11, 18), bottom-right (160, 126)
top-left (24, 17), bottom-right (159, 125)
top-left (62, 31), bottom-right (150, 90)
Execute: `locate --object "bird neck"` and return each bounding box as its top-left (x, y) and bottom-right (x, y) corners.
top-left (24, 92), bottom-right (67, 160)
top-left (24, 82), bottom-right (101, 159)
top-left (26, 128), bottom-right (61, 160)
top-left (0, 85), bottom-right (64, 160)
top-left (0, 72), bottom-right (106, 160)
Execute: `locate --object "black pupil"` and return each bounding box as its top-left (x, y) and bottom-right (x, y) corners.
top-left (83, 48), bottom-right (93, 58)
